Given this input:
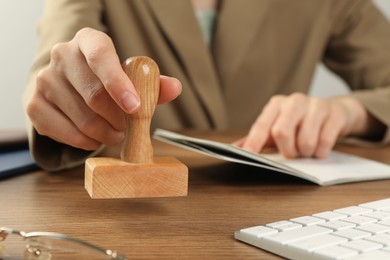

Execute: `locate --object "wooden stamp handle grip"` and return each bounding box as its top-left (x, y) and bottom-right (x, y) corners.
top-left (120, 56), bottom-right (160, 164)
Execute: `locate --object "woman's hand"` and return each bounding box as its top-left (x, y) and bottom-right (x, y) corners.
top-left (27, 27), bottom-right (182, 150)
top-left (234, 93), bottom-right (383, 158)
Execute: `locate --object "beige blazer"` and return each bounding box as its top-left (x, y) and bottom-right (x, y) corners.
top-left (25, 0), bottom-right (390, 170)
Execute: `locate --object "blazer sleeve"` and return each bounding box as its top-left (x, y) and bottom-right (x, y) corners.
top-left (24, 0), bottom-right (106, 171)
top-left (323, 0), bottom-right (390, 144)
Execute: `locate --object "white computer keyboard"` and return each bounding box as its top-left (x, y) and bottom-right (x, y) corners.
top-left (235, 198), bottom-right (390, 260)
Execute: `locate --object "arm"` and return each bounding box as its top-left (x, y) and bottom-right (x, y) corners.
top-left (24, 0), bottom-right (107, 171)
top-left (235, 0), bottom-right (390, 158)
top-left (24, 0), bottom-right (181, 171)
top-left (323, 0), bottom-right (390, 143)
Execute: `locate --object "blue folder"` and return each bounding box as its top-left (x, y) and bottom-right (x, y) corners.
top-left (0, 129), bottom-right (38, 179)
top-left (0, 149), bottom-right (37, 179)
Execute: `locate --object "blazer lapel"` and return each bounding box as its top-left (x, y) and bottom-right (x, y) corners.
top-left (147, 0), bottom-right (228, 128)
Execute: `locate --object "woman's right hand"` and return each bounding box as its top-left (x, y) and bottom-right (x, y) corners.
top-left (26, 27), bottom-right (182, 150)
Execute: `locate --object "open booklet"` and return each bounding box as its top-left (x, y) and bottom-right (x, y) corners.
top-left (153, 129), bottom-right (390, 186)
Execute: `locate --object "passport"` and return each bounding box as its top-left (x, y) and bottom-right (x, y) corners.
top-left (153, 129), bottom-right (390, 186)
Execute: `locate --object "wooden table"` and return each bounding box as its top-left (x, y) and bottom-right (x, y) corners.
top-left (1, 131), bottom-right (390, 259)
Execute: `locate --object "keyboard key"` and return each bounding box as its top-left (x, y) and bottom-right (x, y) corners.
top-left (382, 246), bottom-right (390, 252)
top-left (288, 234), bottom-right (347, 252)
top-left (333, 228), bottom-right (371, 240)
top-left (340, 239), bottom-right (383, 253)
top-left (365, 234), bottom-right (390, 246)
top-left (275, 223), bottom-right (303, 232)
top-left (339, 215), bottom-right (377, 226)
top-left (239, 225), bottom-right (278, 238)
top-left (290, 215), bottom-right (325, 226)
top-left (265, 220), bottom-right (292, 229)
top-left (313, 245), bottom-right (359, 259)
top-left (352, 249), bottom-right (390, 259)
top-left (263, 225), bottom-right (332, 245)
top-left (355, 223), bottom-right (390, 234)
top-left (359, 198), bottom-right (390, 210)
top-left (313, 211), bottom-right (348, 221)
top-left (363, 211), bottom-right (390, 221)
top-left (378, 219), bottom-right (390, 226)
top-left (334, 206), bottom-right (373, 216)
top-left (318, 220), bottom-right (356, 231)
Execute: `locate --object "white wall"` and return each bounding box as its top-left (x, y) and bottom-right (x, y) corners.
top-left (0, 0), bottom-right (43, 129)
top-left (0, 0), bottom-right (389, 130)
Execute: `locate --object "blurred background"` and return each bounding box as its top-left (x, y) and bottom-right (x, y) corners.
top-left (0, 0), bottom-right (389, 130)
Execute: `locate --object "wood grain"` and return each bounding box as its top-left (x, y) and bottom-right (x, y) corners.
top-left (85, 156), bottom-right (188, 198)
top-left (85, 56), bottom-right (188, 199)
top-left (2, 131), bottom-right (390, 259)
top-left (121, 56), bottom-right (159, 164)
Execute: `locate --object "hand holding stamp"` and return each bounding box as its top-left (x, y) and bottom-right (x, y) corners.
top-left (85, 56), bottom-right (188, 199)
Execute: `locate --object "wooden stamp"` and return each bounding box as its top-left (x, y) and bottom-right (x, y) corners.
top-left (85, 56), bottom-right (188, 199)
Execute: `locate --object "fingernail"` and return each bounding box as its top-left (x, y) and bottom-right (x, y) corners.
top-left (121, 91), bottom-right (140, 113)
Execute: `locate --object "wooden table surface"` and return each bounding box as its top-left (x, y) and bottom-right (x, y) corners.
top-left (1, 131), bottom-right (390, 259)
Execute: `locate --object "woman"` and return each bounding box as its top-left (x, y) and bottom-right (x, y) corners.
top-left (25, 0), bottom-right (390, 170)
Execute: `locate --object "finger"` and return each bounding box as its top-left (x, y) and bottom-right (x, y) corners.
top-left (27, 91), bottom-right (101, 151)
top-left (232, 136), bottom-right (246, 147)
top-left (234, 134), bottom-right (276, 150)
top-left (75, 28), bottom-right (140, 114)
top-left (158, 76), bottom-right (182, 104)
top-left (36, 67), bottom-right (124, 147)
top-left (51, 42), bottom-right (126, 132)
top-left (240, 95), bottom-right (284, 153)
top-left (296, 98), bottom-right (328, 157)
top-left (315, 107), bottom-right (346, 158)
top-left (271, 93), bottom-right (308, 158)
top-left (263, 136), bottom-right (277, 148)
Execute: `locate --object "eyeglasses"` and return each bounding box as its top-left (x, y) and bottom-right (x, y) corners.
top-left (0, 227), bottom-right (127, 260)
